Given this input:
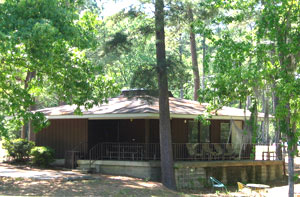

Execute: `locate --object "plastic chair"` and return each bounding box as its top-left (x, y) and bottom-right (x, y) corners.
top-left (237, 182), bottom-right (246, 191)
top-left (209, 177), bottom-right (227, 192)
top-left (237, 182), bottom-right (252, 194)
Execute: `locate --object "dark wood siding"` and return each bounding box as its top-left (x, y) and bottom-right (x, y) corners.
top-left (210, 120), bottom-right (230, 143)
top-left (88, 120), bottom-right (119, 149)
top-left (171, 119), bottom-right (189, 143)
top-left (150, 119), bottom-right (159, 143)
top-left (119, 119), bottom-right (145, 143)
top-left (36, 119), bottom-right (88, 159)
top-left (148, 119), bottom-right (189, 143)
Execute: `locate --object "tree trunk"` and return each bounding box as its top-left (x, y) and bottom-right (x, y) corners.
top-left (287, 134), bottom-right (295, 197)
top-left (21, 126), bottom-right (26, 139)
top-left (28, 104), bottom-right (36, 141)
top-left (179, 34), bottom-right (184, 99)
top-left (264, 92), bottom-right (270, 144)
top-left (273, 90), bottom-right (282, 160)
top-left (286, 107), bottom-right (296, 197)
top-left (188, 7), bottom-right (200, 101)
top-left (21, 71), bottom-right (36, 139)
top-left (247, 96), bottom-right (251, 110)
top-left (155, 0), bottom-right (176, 190)
top-left (261, 91), bottom-right (265, 143)
top-left (202, 35), bottom-right (206, 90)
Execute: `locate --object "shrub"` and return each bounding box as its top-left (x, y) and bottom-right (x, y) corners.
top-left (30, 146), bottom-right (55, 167)
top-left (2, 138), bottom-right (35, 162)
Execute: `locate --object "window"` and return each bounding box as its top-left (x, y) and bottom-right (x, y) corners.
top-left (200, 124), bottom-right (210, 143)
top-left (220, 122), bottom-right (231, 143)
top-left (188, 121), bottom-right (199, 143)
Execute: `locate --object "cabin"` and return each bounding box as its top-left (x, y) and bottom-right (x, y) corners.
top-left (32, 90), bottom-right (283, 189)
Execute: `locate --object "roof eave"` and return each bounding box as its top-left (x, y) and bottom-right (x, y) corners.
top-left (45, 113), bottom-right (259, 121)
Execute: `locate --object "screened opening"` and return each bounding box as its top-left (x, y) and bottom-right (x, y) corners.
top-left (220, 122), bottom-right (231, 143)
top-left (200, 124), bottom-right (210, 143)
top-left (188, 120), bottom-right (199, 143)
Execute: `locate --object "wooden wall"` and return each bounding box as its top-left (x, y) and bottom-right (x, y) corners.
top-left (171, 119), bottom-right (189, 143)
top-left (149, 119), bottom-right (159, 143)
top-left (119, 119), bottom-right (145, 143)
top-left (36, 119), bottom-right (88, 159)
top-left (148, 119), bottom-right (189, 143)
top-left (210, 120), bottom-right (230, 143)
top-left (35, 118), bottom-right (234, 159)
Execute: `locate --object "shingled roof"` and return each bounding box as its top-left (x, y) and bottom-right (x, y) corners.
top-left (35, 91), bottom-right (264, 120)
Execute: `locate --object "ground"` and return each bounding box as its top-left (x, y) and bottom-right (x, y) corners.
top-left (0, 142), bottom-right (299, 196)
top-left (0, 163), bottom-right (299, 196)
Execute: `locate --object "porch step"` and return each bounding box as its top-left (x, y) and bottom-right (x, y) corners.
top-left (76, 167), bottom-right (96, 174)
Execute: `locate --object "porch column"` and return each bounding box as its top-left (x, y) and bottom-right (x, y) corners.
top-left (145, 119), bottom-right (150, 143)
top-left (232, 120), bottom-right (243, 153)
top-left (145, 119), bottom-right (150, 159)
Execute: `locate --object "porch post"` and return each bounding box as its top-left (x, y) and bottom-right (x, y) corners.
top-left (145, 119), bottom-right (150, 159)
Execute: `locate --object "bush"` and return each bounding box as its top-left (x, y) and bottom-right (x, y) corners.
top-left (2, 138), bottom-right (35, 162)
top-left (30, 146), bottom-right (55, 167)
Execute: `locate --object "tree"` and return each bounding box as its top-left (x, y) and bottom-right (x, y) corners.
top-left (165, 0), bottom-right (218, 100)
top-left (196, 0), bottom-right (300, 196)
top-left (155, 0), bottom-right (176, 190)
top-left (0, 0), bottom-right (117, 138)
top-left (256, 1), bottom-right (300, 195)
top-left (92, 7), bottom-right (192, 98)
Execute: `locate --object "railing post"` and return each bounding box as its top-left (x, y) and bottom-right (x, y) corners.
top-left (101, 143), bottom-right (103, 160)
top-left (89, 148), bottom-right (91, 168)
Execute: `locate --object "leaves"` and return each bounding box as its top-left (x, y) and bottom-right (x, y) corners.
top-left (0, 0), bottom-right (118, 138)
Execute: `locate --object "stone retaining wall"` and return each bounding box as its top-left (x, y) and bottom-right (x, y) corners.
top-left (77, 160), bottom-right (284, 190)
top-left (174, 160), bottom-right (284, 190)
top-left (77, 160), bottom-right (161, 181)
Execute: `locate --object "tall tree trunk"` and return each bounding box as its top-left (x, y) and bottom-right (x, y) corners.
top-left (287, 134), bottom-right (295, 197)
top-left (28, 104), bottom-right (36, 141)
top-left (273, 88), bottom-right (282, 160)
top-left (155, 0), bottom-right (176, 190)
top-left (264, 92), bottom-right (270, 144)
top-left (261, 90), bottom-right (266, 143)
top-left (21, 71), bottom-right (36, 139)
top-left (21, 126), bottom-right (26, 139)
top-left (202, 35), bottom-right (206, 90)
top-left (188, 7), bottom-right (200, 101)
top-left (179, 34), bottom-right (184, 99)
top-left (286, 103), bottom-right (296, 197)
top-left (246, 96), bottom-right (251, 110)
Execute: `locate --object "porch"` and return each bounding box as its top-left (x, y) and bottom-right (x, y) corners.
top-left (71, 143), bottom-right (283, 189)
top-left (65, 142), bottom-right (280, 169)
top-left (75, 159), bottom-right (284, 189)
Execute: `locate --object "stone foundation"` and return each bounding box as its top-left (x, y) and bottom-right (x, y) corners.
top-left (77, 160), bottom-right (284, 190)
top-left (174, 160), bottom-right (284, 190)
top-left (51, 159), bottom-right (65, 166)
top-left (77, 160), bottom-right (161, 181)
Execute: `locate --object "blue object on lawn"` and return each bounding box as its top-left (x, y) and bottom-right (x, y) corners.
top-left (209, 177), bottom-right (227, 192)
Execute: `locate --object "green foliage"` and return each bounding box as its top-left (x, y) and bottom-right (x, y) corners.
top-left (90, 8), bottom-right (193, 98)
top-left (2, 138), bottom-right (35, 162)
top-left (0, 0), bottom-right (118, 138)
top-left (196, 0), bottom-right (300, 148)
top-left (30, 146), bottom-right (55, 167)
top-left (197, 114), bottom-right (211, 126)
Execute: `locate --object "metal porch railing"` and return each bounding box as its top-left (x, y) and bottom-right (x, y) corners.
top-left (65, 142), bottom-right (281, 169)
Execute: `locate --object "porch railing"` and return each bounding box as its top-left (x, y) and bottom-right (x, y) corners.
top-left (87, 142), bottom-right (280, 162)
top-left (89, 143), bottom-right (160, 161)
top-left (64, 142), bottom-right (88, 168)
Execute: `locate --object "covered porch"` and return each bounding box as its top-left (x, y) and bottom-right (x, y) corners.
top-left (63, 118), bottom-right (255, 168)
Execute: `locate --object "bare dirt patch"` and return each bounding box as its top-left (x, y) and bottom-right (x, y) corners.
top-left (0, 176), bottom-right (181, 196)
top-left (0, 163), bottom-right (299, 196)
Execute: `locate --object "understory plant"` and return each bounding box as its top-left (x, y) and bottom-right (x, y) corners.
top-left (2, 138), bottom-right (55, 167)
top-left (30, 146), bottom-right (55, 167)
top-left (2, 138), bottom-right (35, 162)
